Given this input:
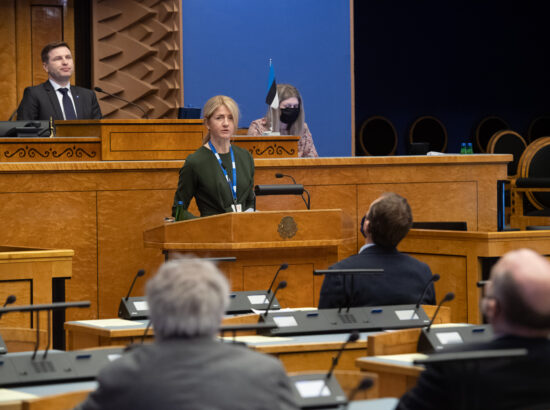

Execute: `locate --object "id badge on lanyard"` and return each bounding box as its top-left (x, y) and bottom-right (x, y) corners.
top-left (209, 142), bottom-right (242, 212)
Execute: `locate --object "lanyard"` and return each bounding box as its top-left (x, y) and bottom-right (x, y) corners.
top-left (208, 141), bottom-right (237, 202)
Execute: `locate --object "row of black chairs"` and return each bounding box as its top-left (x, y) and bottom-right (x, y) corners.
top-left (357, 114), bottom-right (550, 157)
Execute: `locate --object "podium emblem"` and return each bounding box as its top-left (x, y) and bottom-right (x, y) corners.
top-left (278, 216), bottom-right (297, 239)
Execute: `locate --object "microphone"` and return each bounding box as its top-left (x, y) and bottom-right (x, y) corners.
top-left (426, 292), bottom-right (455, 332)
top-left (0, 295), bottom-right (16, 319)
top-left (266, 263), bottom-right (288, 294)
top-left (415, 274), bottom-right (440, 309)
top-left (2, 295), bottom-right (16, 307)
top-left (345, 377), bottom-right (374, 408)
top-left (326, 331), bottom-right (360, 381)
top-left (320, 331), bottom-right (360, 395)
top-left (275, 173), bottom-right (297, 184)
top-left (125, 269), bottom-right (146, 301)
top-left (272, 173), bottom-right (311, 209)
top-left (124, 269), bottom-right (145, 300)
top-left (141, 320), bottom-right (152, 344)
top-left (263, 280), bottom-right (287, 317)
top-left (94, 87), bottom-right (149, 119)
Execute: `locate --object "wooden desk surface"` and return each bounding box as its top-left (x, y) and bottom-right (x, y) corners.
top-left (356, 354), bottom-right (425, 398)
top-left (64, 318), bottom-right (373, 373)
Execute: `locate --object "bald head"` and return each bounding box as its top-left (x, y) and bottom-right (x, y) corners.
top-left (486, 249), bottom-right (550, 335)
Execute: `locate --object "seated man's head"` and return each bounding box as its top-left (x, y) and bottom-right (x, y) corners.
top-left (146, 257), bottom-right (229, 340)
top-left (362, 192), bottom-right (412, 248)
top-left (482, 248), bottom-right (550, 337)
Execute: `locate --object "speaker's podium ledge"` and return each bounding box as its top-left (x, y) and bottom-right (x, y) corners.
top-left (146, 239), bottom-right (343, 250)
top-left (143, 209), bottom-right (345, 249)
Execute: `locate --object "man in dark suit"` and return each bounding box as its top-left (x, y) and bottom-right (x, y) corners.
top-left (397, 248), bottom-right (550, 410)
top-left (76, 258), bottom-right (298, 410)
top-left (17, 41), bottom-right (101, 121)
top-left (318, 192), bottom-right (435, 309)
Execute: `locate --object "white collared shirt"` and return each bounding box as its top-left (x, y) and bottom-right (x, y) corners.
top-left (49, 79), bottom-right (77, 119)
top-left (359, 242), bottom-right (375, 254)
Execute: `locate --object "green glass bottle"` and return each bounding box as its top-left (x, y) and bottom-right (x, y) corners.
top-left (174, 201), bottom-right (184, 221)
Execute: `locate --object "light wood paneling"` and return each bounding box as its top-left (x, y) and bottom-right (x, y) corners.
top-left (31, 5), bottom-right (63, 85)
top-left (0, 0), bottom-right (74, 121)
top-left (0, 281), bottom-right (31, 328)
top-left (400, 229), bottom-right (550, 323)
top-left (0, 192), bottom-right (96, 322)
top-left (0, 0), bottom-right (18, 120)
top-left (0, 155), bottom-right (509, 321)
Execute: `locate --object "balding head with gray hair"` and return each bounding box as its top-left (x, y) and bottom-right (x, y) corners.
top-left (483, 248), bottom-right (550, 337)
top-left (146, 257), bottom-right (229, 340)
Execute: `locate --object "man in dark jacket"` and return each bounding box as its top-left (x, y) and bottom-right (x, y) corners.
top-left (17, 41), bottom-right (101, 121)
top-left (318, 192), bottom-right (435, 309)
top-left (397, 248), bottom-right (550, 410)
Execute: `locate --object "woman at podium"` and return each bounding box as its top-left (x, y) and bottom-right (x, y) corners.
top-left (172, 95), bottom-right (255, 220)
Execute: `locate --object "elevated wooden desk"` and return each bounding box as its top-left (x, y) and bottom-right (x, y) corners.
top-left (0, 155), bottom-right (510, 321)
top-left (0, 119), bottom-right (297, 161)
top-left (399, 229), bottom-right (550, 323)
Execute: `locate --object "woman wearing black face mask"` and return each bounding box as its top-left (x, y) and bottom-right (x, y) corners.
top-left (247, 83), bottom-right (318, 157)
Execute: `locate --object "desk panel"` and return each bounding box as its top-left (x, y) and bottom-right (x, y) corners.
top-left (400, 229), bottom-right (550, 323)
top-left (64, 318), bottom-right (371, 373)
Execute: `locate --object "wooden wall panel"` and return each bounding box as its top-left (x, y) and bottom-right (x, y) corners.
top-left (0, 0), bottom-right (74, 121)
top-left (31, 5), bottom-right (63, 85)
top-left (96, 189), bottom-right (171, 318)
top-left (92, 0), bottom-right (184, 119)
top-left (0, 281), bottom-right (32, 328)
top-left (0, 1), bottom-right (18, 120)
top-left (0, 191), bottom-right (97, 322)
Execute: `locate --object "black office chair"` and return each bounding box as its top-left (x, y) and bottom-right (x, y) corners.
top-left (487, 130), bottom-right (527, 177)
top-left (527, 115), bottom-right (550, 143)
top-left (409, 116), bottom-right (447, 153)
top-left (474, 116), bottom-right (509, 153)
top-left (356, 116), bottom-right (397, 156)
top-left (511, 137), bottom-right (550, 228)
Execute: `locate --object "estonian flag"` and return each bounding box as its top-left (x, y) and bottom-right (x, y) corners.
top-left (265, 61), bottom-right (279, 109)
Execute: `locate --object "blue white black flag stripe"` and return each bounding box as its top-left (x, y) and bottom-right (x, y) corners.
top-left (265, 62), bottom-right (279, 109)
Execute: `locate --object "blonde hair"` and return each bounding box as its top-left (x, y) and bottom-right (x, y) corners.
top-left (265, 84), bottom-right (305, 137)
top-left (202, 95), bottom-right (240, 143)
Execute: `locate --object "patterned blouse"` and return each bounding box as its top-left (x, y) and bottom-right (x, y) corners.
top-left (247, 117), bottom-right (319, 158)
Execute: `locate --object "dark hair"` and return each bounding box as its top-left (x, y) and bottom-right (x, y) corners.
top-left (497, 271), bottom-right (550, 329)
top-left (41, 41), bottom-right (71, 63)
top-left (366, 192), bottom-right (412, 248)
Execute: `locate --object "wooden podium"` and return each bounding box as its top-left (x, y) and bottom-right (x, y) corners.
top-left (143, 210), bottom-right (344, 307)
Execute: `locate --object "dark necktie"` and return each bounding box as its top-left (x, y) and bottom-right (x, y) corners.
top-left (58, 88), bottom-right (77, 120)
